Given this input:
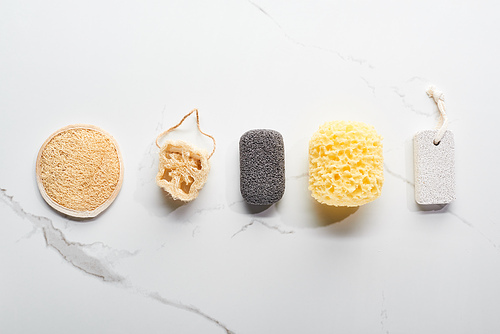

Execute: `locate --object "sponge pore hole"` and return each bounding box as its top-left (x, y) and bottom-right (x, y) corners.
top-left (162, 168), bottom-right (173, 182)
top-left (353, 186), bottom-right (362, 196)
top-left (180, 176), bottom-right (194, 194)
top-left (194, 158), bottom-right (202, 170)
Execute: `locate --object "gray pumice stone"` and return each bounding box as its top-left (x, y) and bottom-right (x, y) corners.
top-left (239, 129), bottom-right (285, 206)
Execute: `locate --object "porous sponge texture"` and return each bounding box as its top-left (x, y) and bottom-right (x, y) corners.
top-left (38, 127), bottom-right (122, 212)
top-left (309, 121), bottom-right (384, 207)
top-left (156, 140), bottom-right (210, 202)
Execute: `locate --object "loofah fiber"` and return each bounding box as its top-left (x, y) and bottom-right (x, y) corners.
top-left (156, 140), bottom-right (210, 202)
top-left (37, 126), bottom-right (122, 214)
top-left (309, 121), bottom-right (384, 207)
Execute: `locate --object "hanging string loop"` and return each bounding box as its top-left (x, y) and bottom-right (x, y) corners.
top-left (426, 86), bottom-right (448, 145)
top-left (156, 109), bottom-right (216, 159)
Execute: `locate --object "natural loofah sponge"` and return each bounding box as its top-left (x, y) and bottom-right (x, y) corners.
top-left (309, 121), bottom-right (384, 207)
top-left (156, 140), bottom-right (210, 202)
top-left (36, 124), bottom-right (124, 218)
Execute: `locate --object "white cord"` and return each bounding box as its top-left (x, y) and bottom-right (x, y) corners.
top-left (426, 86), bottom-right (448, 145)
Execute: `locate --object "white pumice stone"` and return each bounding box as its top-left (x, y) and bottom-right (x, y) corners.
top-left (414, 130), bottom-right (456, 205)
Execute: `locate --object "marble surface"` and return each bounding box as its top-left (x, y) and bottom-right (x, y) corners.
top-left (1, 0), bottom-right (499, 333)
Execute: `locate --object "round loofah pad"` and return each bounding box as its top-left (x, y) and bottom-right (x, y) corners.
top-left (309, 121), bottom-right (384, 207)
top-left (156, 140), bottom-right (210, 202)
top-left (36, 124), bottom-right (124, 218)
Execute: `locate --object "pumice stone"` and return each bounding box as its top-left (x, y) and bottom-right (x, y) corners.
top-left (414, 130), bottom-right (455, 205)
top-left (239, 129), bottom-right (285, 206)
top-left (413, 86), bottom-right (456, 205)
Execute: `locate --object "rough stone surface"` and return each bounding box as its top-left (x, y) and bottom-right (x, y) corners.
top-left (239, 129), bottom-right (285, 206)
top-left (414, 130), bottom-right (456, 205)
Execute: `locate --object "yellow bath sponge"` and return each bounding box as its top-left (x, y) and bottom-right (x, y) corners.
top-left (309, 121), bottom-right (384, 207)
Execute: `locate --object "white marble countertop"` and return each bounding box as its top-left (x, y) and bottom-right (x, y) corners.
top-left (1, 0), bottom-right (499, 333)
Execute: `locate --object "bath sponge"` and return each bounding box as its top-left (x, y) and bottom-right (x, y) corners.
top-left (309, 121), bottom-right (383, 206)
top-left (36, 124), bottom-right (124, 218)
top-left (156, 140), bottom-right (210, 202)
top-left (155, 109), bottom-right (215, 202)
top-left (240, 129), bottom-right (285, 206)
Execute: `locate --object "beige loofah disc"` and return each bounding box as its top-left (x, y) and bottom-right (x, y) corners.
top-left (36, 124), bottom-right (124, 218)
top-left (156, 140), bottom-right (210, 202)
